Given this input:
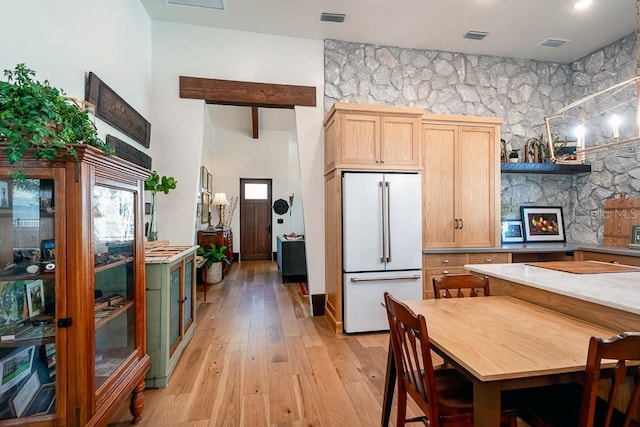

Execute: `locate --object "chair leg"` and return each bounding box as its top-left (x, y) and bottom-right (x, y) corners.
top-left (396, 389), bottom-right (407, 427)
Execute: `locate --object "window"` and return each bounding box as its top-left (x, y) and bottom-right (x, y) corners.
top-left (244, 183), bottom-right (268, 200)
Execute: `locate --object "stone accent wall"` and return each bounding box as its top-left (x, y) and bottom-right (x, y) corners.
top-left (325, 33), bottom-right (639, 244)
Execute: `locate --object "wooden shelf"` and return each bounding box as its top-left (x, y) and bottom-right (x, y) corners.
top-left (501, 162), bottom-right (591, 174)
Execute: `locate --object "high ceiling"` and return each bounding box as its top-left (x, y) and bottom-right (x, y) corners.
top-left (140, 0), bottom-right (636, 64)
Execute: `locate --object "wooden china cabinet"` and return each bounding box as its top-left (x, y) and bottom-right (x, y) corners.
top-left (0, 146), bottom-right (150, 426)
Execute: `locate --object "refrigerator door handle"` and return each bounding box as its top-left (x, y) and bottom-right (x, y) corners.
top-left (350, 274), bottom-right (421, 282)
top-left (380, 181), bottom-right (387, 262)
top-left (385, 180), bottom-right (392, 263)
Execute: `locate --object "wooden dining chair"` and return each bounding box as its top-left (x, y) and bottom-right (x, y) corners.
top-left (383, 292), bottom-right (518, 427)
top-left (519, 332), bottom-right (640, 427)
top-left (432, 274), bottom-right (490, 299)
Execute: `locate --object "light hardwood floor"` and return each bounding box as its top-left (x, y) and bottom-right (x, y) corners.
top-left (108, 260), bottom-right (423, 426)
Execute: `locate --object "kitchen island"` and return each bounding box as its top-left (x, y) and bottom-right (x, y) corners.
top-left (464, 262), bottom-right (640, 331)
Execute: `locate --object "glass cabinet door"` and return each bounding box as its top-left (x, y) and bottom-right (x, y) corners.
top-left (0, 178), bottom-right (57, 421)
top-left (168, 264), bottom-right (182, 355)
top-left (183, 259), bottom-right (194, 331)
top-left (92, 185), bottom-right (136, 391)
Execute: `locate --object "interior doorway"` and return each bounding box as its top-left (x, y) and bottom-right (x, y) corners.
top-left (239, 178), bottom-right (272, 260)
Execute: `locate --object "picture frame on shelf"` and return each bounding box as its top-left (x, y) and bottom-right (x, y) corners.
top-left (630, 225), bottom-right (640, 249)
top-left (207, 173), bottom-right (213, 193)
top-left (39, 180), bottom-right (54, 213)
top-left (501, 220), bottom-right (524, 243)
top-left (200, 166), bottom-right (208, 191)
top-left (0, 345), bottom-right (35, 395)
top-left (520, 206), bottom-right (566, 242)
top-left (41, 239), bottom-right (55, 261)
top-left (26, 280), bottom-right (45, 318)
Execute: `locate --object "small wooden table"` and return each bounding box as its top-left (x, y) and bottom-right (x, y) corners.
top-left (381, 296), bottom-right (619, 427)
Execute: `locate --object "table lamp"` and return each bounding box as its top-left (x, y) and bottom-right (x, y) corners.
top-left (213, 192), bottom-right (230, 228)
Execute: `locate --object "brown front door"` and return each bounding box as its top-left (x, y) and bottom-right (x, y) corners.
top-left (239, 178), bottom-right (272, 260)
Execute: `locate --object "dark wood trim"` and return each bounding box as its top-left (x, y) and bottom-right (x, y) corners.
top-left (85, 73), bottom-right (152, 148)
top-left (179, 76), bottom-right (316, 108)
top-left (251, 107), bottom-right (259, 139)
top-left (311, 294), bottom-right (325, 316)
top-left (106, 135), bottom-right (152, 170)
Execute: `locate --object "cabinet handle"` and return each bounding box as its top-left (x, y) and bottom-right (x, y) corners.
top-left (380, 160), bottom-right (384, 163)
top-left (486, 258), bottom-right (493, 263)
top-left (454, 219), bottom-right (459, 229)
top-left (442, 259), bottom-right (450, 264)
top-left (459, 219), bottom-right (464, 229)
top-left (443, 270), bottom-right (450, 275)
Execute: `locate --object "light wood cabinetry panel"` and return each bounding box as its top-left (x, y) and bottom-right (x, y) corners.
top-left (324, 170), bottom-right (342, 333)
top-left (574, 251), bottom-right (640, 266)
top-left (423, 252), bottom-right (511, 298)
top-left (323, 103), bottom-right (424, 173)
top-left (422, 115), bottom-right (502, 248)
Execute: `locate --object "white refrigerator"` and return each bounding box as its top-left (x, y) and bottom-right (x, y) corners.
top-left (342, 172), bottom-right (422, 333)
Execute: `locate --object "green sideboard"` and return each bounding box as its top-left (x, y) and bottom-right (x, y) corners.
top-left (144, 245), bottom-right (198, 388)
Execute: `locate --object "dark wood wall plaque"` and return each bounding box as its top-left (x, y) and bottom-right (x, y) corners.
top-left (106, 134), bottom-right (152, 170)
top-left (86, 72), bottom-right (151, 148)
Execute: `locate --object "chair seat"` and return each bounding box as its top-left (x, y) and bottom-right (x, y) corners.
top-left (516, 383), bottom-right (640, 427)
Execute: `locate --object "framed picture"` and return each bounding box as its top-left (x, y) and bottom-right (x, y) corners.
top-left (207, 173), bottom-right (213, 193)
top-left (26, 280), bottom-right (45, 318)
top-left (501, 220), bottom-right (524, 243)
top-left (200, 166), bottom-right (208, 191)
top-left (520, 206), bottom-right (566, 242)
top-left (39, 180), bottom-right (54, 212)
top-left (201, 192), bottom-right (210, 223)
top-left (630, 225), bottom-right (640, 249)
top-left (0, 179), bottom-right (12, 210)
top-left (145, 202), bottom-right (152, 215)
top-left (41, 239), bottom-right (55, 261)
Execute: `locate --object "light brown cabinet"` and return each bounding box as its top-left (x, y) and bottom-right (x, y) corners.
top-left (422, 115), bottom-right (502, 248)
top-left (0, 146), bottom-right (150, 426)
top-left (574, 251), bottom-right (640, 266)
top-left (423, 252), bottom-right (511, 298)
top-left (323, 103), bottom-right (424, 173)
top-left (323, 170), bottom-right (342, 332)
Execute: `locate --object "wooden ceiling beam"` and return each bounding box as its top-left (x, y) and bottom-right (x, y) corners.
top-left (179, 76), bottom-right (316, 108)
top-left (251, 107), bottom-right (259, 139)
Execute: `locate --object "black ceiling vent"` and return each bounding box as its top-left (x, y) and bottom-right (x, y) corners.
top-left (463, 30), bottom-right (489, 40)
top-left (539, 38), bottom-right (570, 48)
top-left (320, 12), bottom-right (346, 23)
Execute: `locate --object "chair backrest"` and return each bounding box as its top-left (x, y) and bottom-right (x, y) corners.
top-left (579, 332), bottom-right (640, 427)
top-left (432, 275), bottom-right (490, 299)
top-left (384, 292), bottom-right (440, 423)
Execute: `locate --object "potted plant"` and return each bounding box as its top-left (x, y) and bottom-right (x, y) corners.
top-left (197, 244), bottom-right (230, 284)
top-left (0, 63), bottom-right (113, 178)
top-left (144, 171), bottom-right (177, 241)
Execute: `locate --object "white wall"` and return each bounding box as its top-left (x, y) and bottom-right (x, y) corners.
top-left (149, 22), bottom-right (326, 300)
top-left (1, 0), bottom-right (152, 152)
top-left (210, 126), bottom-right (289, 247)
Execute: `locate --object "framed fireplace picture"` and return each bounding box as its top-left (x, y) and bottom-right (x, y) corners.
top-left (520, 206), bottom-right (565, 242)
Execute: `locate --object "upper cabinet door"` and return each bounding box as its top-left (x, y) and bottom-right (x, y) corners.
top-left (422, 124), bottom-right (458, 248)
top-left (340, 113), bottom-right (380, 167)
top-left (457, 126), bottom-right (496, 248)
top-left (380, 116), bottom-right (420, 168)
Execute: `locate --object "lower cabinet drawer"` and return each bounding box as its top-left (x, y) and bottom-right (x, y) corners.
top-left (423, 253), bottom-right (467, 268)
top-left (468, 252), bottom-right (510, 264)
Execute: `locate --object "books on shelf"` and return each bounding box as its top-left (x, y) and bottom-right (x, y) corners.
top-left (0, 323), bottom-right (34, 342)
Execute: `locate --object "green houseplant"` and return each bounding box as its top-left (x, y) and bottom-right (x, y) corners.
top-left (144, 171), bottom-right (177, 241)
top-left (0, 63), bottom-right (112, 178)
top-left (197, 244), bottom-right (230, 284)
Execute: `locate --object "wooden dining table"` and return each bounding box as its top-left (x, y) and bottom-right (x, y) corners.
top-left (381, 295), bottom-right (621, 427)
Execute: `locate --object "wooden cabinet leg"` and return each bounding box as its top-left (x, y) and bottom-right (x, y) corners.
top-left (129, 380), bottom-right (145, 424)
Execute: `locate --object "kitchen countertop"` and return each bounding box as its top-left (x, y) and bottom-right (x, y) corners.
top-left (423, 242), bottom-right (640, 256)
top-left (464, 262), bottom-right (640, 315)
